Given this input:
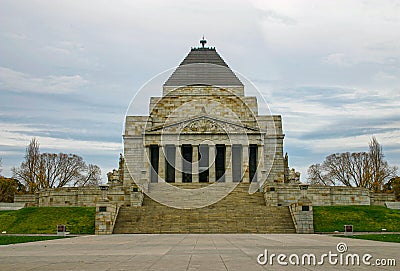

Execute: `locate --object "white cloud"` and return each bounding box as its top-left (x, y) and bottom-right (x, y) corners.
top-left (0, 67), bottom-right (89, 94)
top-left (373, 71), bottom-right (399, 82)
top-left (0, 123), bottom-right (121, 154)
top-left (322, 53), bottom-right (352, 66)
top-left (253, 0), bottom-right (400, 65)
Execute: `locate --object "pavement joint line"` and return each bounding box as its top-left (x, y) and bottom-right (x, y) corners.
top-left (185, 254), bottom-right (192, 271)
top-left (145, 234), bottom-right (188, 270)
top-left (222, 234), bottom-right (257, 263)
top-left (219, 254), bottom-right (229, 271)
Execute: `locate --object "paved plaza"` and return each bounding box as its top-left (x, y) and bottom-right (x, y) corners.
top-left (1, 234), bottom-right (399, 271)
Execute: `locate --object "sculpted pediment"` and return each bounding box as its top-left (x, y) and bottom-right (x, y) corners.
top-left (146, 116), bottom-right (259, 134)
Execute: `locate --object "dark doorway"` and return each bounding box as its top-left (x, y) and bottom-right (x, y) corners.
top-left (249, 144), bottom-right (258, 183)
top-left (215, 144), bottom-right (225, 182)
top-left (182, 144), bottom-right (192, 183)
top-left (150, 145), bottom-right (159, 183)
top-left (232, 144), bottom-right (242, 182)
top-left (199, 144), bottom-right (209, 182)
top-left (165, 145), bottom-right (175, 183)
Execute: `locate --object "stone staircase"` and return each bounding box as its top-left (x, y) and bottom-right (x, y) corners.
top-left (113, 183), bottom-right (295, 233)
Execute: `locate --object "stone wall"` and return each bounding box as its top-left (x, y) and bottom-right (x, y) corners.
top-left (37, 187), bottom-right (102, 207)
top-left (264, 184), bottom-right (395, 207)
top-left (0, 202), bottom-right (25, 210)
top-left (14, 186), bottom-right (143, 208)
top-left (385, 202), bottom-right (400, 209)
top-left (289, 197), bottom-right (314, 234)
top-left (371, 192), bottom-right (396, 206)
top-left (13, 194), bottom-right (38, 207)
top-left (95, 201), bottom-right (119, 235)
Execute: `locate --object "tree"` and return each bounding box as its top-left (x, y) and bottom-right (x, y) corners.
top-left (384, 176), bottom-right (400, 201)
top-left (314, 152), bottom-right (371, 187)
top-left (0, 157), bottom-right (2, 175)
top-left (369, 137), bottom-right (397, 192)
top-left (75, 164), bottom-right (102, 187)
top-left (307, 137), bottom-right (397, 190)
top-left (12, 138), bottom-right (40, 192)
top-left (0, 177), bottom-right (26, 202)
top-left (36, 153), bottom-right (87, 188)
top-left (12, 138), bottom-right (102, 192)
top-left (307, 163), bottom-right (334, 185)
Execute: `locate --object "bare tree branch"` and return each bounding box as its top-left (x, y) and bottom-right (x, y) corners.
top-left (307, 137), bottom-right (398, 190)
top-left (12, 138), bottom-right (102, 191)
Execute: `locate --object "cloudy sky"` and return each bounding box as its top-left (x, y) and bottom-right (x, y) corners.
top-left (1, 0), bottom-right (399, 182)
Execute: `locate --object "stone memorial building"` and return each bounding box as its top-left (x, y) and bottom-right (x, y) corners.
top-left (122, 38), bottom-right (298, 193)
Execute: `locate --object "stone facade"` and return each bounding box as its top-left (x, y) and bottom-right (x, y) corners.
top-left (123, 46), bottom-right (296, 199)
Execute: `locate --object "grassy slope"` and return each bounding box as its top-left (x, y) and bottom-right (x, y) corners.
top-left (0, 207), bottom-right (95, 234)
top-left (314, 205), bottom-right (400, 232)
top-left (348, 234), bottom-right (400, 243)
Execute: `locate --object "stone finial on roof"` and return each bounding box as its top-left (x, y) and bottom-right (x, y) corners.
top-left (200, 35), bottom-right (207, 48)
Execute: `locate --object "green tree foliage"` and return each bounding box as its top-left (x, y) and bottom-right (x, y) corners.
top-left (384, 176), bottom-right (400, 201)
top-left (0, 177), bottom-right (26, 202)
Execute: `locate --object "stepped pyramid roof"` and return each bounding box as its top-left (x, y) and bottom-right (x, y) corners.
top-left (164, 39), bottom-right (243, 87)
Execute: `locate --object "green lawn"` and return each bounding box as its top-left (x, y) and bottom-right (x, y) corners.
top-left (313, 205), bottom-right (400, 232)
top-left (0, 207), bottom-right (95, 234)
top-left (0, 235), bottom-right (70, 245)
top-left (348, 234), bottom-right (400, 243)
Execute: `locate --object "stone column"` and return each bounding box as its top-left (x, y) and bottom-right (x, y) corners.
top-left (144, 146), bottom-right (151, 181)
top-left (257, 144), bottom-right (263, 183)
top-left (158, 145), bottom-right (165, 182)
top-left (175, 145), bottom-right (182, 183)
top-left (142, 145), bottom-right (151, 189)
top-left (242, 145), bottom-right (249, 183)
top-left (192, 145), bottom-right (199, 183)
top-left (209, 145), bottom-right (216, 183)
top-left (225, 144), bottom-right (232, 182)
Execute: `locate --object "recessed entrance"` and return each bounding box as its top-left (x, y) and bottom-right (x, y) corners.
top-left (182, 144), bottom-right (192, 182)
top-left (150, 145), bottom-right (159, 183)
top-left (165, 145), bottom-right (175, 183)
top-left (215, 144), bottom-right (225, 182)
top-left (249, 144), bottom-right (257, 183)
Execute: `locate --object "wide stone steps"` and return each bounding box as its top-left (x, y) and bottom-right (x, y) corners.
top-left (113, 183), bottom-right (295, 234)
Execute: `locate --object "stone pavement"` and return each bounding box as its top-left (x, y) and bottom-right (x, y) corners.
top-left (0, 234), bottom-right (399, 271)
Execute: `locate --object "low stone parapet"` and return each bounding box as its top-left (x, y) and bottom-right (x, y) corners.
top-left (14, 194), bottom-right (38, 207)
top-left (95, 201), bottom-right (120, 235)
top-left (130, 191), bottom-right (144, 207)
top-left (0, 202), bottom-right (26, 210)
top-left (289, 197), bottom-right (314, 234)
top-left (263, 184), bottom-right (392, 207)
top-left (385, 202), bottom-right (400, 209)
top-left (371, 193), bottom-right (396, 206)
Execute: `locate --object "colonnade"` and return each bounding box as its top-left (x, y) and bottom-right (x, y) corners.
top-left (147, 144), bottom-right (260, 183)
